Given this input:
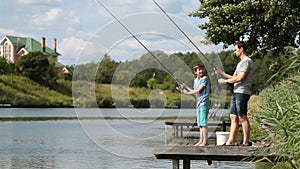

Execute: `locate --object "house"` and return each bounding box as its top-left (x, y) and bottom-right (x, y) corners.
top-left (0, 35), bottom-right (64, 69)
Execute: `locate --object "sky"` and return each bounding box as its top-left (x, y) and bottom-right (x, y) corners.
top-left (0, 0), bottom-right (224, 66)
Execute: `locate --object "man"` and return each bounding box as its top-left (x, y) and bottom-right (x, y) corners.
top-left (216, 41), bottom-right (254, 146)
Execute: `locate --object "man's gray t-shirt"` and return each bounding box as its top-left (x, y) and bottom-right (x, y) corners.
top-left (233, 57), bottom-right (254, 95)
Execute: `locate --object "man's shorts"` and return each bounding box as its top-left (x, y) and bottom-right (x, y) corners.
top-left (230, 93), bottom-right (250, 116)
top-left (196, 102), bottom-right (210, 127)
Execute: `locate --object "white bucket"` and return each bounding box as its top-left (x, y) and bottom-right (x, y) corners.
top-left (216, 131), bottom-right (230, 145)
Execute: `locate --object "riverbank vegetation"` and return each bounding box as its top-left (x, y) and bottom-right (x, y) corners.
top-left (248, 50), bottom-right (300, 168)
top-left (0, 48), bottom-right (299, 109)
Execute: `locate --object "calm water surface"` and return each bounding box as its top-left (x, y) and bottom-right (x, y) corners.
top-left (0, 108), bottom-right (256, 169)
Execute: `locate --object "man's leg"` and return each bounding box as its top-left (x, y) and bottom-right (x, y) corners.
top-left (236, 93), bottom-right (251, 145)
top-left (226, 114), bottom-right (239, 145)
top-left (240, 115), bottom-right (250, 145)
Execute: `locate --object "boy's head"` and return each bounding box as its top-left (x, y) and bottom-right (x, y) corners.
top-left (193, 64), bottom-right (204, 72)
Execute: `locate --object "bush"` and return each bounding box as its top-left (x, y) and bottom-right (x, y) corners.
top-left (256, 74), bottom-right (300, 168)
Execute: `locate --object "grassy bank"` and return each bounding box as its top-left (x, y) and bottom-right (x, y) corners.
top-left (0, 75), bottom-right (73, 107)
top-left (0, 75), bottom-right (231, 108)
top-left (0, 75), bottom-right (196, 108)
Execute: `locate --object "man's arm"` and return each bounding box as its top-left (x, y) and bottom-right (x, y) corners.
top-left (219, 72), bottom-right (247, 84)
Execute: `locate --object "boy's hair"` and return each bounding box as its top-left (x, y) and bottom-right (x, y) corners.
top-left (234, 41), bottom-right (247, 52)
top-left (193, 64), bottom-right (204, 71)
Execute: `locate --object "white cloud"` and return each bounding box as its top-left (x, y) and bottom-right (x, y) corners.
top-left (0, 28), bottom-right (33, 39)
top-left (17, 0), bottom-right (61, 5)
top-left (0, 28), bottom-right (18, 37)
top-left (30, 8), bottom-right (80, 30)
top-left (0, 0), bottom-right (219, 65)
top-left (58, 36), bottom-right (109, 65)
top-left (58, 37), bottom-right (85, 65)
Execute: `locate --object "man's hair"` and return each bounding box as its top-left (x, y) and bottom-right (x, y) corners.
top-left (234, 41), bottom-right (247, 52)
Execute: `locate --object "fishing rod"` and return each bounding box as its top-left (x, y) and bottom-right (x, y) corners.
top-left (153, 0), bottom-right (217, 70)
top-left (97, 0), bottom-right (187, 93)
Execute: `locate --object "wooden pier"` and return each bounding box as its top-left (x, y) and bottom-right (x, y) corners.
top-left (155, 119), bottom-right (278, 169)
top-left (164, 119), bottom-right (240, 144)
top-left (165, 119), bottom-right (231, 137)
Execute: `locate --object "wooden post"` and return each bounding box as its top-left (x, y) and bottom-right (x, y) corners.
top-left (165, 124), bottom-right (168, 144)
top-left (180, 125), bottom-right (183, 137)
top-left (172, 159), bottom-right (179, 169)
top-left (183, 159), bottom-right (190, 169)
top-left (172, 125), bottom-right (175, 138)
top-left (222, 120), bottom-right (226, 131)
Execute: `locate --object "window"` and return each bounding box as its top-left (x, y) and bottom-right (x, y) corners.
top-left (3, 42), bottom-right (11, 62)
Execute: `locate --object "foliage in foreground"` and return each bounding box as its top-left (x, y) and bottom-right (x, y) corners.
top-left (255, 74), bottom-right (300, 168)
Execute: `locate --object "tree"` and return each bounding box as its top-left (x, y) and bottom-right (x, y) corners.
top-left (0, 57), bottom-right (9, 75)
top-left (17, 51), bottom-right (56, 86)
top-left (96, 54), bottom-right (119, 84)
top-left (190, 0), bottom-right (300, 53)
top-left (0, 57), bottom-right (14, 75)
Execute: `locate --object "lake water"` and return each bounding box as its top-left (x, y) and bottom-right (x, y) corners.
top-left (0, 108), bottom-right (257, 169)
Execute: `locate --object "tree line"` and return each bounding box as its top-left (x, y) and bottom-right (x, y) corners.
top-left (70, 48), bottom-right (299, 95)
top-left (0, 47), bottom-right (298, 97)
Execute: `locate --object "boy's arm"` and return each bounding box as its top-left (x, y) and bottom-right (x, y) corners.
top-left (181, 77), bottom-right (206, 95)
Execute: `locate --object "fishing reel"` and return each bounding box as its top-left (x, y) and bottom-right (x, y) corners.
top-left (175, 86), bottom-right (183, 93)
top-left (175, 85), bottom-right (189, 94)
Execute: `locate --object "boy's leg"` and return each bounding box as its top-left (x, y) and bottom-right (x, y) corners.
top-left (194, 127), bottom-right (202, 146)
top-left (198, 103), bottom-right (209, 146)
top-left (199, 126), bottom-right (208, 146)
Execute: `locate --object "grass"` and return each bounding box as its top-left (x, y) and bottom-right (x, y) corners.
top-left (0, 75), bottom-right (73, 107)
top-left (0, 74), bottom-right (231, 108)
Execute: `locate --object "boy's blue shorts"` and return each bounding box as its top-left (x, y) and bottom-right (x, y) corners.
top-left (196, 102), bottom-right (210, 127)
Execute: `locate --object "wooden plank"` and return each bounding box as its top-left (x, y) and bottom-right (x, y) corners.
top-left (172, 159), bottom-right (179, 169)
top-left (153, 145), bottom-right (278, 162)
top-left (165, 119), bottom-right (233, 143)
top-left (165, 119), bottom-right (231, 128)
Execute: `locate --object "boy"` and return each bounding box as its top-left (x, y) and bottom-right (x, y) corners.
top-left (182, 64), bottom-right (210, 146)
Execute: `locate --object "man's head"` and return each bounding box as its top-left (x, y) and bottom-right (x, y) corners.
top-left (234, 41), bottom-right (247, 57)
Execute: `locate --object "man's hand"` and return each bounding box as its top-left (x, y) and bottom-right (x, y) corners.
top-left (214, 68), bottom-right (224, 75)
top-left (218, 78), bottom-right (227, 84)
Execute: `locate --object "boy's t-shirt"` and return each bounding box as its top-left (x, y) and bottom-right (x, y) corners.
top-left (194, 77), bottom-right (209, 107)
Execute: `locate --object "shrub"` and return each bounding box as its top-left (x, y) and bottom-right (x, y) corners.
top-left (256, 74), bottom-right (300, 168)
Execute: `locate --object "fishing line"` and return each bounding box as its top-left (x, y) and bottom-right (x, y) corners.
top-left (153, 0), bottom-right (225, 92)
top-left (97, 0), bottom-right (185, 88)
top-left (153, 0), bottom-right (217, 70)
